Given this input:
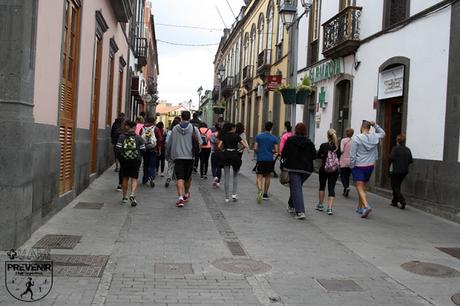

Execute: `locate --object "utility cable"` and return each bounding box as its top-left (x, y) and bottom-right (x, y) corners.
top-left (156, 23), bottom-right (223, 32)
top-left (157, 39), bottom-right (220, 47)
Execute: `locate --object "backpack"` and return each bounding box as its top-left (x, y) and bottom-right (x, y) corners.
top-left (200, 129), bottom-right (209, 146)
top-left (121, 135), bottom-right (139, 161)
top-left (191, 126), bottom-right (201, 155)
top-left (142, 126), bottom-right (157, 151)
top-left (324, 150), bottom-right (340, 173)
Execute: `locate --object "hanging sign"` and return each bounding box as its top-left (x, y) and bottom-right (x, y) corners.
top-left (309, 58), bottom-right (343, 83)
top-left (378, 66), bottom-right (404, 99)
top-left (267, 75), bottom-right (282, 91)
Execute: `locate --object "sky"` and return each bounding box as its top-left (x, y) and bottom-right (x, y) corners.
top-left (150, 0), bottom-right (245, 109)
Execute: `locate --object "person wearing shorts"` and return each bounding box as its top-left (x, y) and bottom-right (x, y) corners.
top-left (254, 122), bottom-right (279, 203)
top-left (116, 120), bottom-right (145, 207)
top-left (350, 120), bottom-right (385, 218)
top-left (165, 111), bottom-right (202, 207)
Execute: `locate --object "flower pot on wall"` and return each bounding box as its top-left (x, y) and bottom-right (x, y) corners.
top-left (296, 89), bottom-right (310, 105)
top-left (279, 88), bottom-right (296, 104)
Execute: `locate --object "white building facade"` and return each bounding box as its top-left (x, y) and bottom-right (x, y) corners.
top-left (292, 0), bottom-right (460, 220)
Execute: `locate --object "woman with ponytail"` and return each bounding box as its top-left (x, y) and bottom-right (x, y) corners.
top-left (316, 129), bottom-right (340, 215)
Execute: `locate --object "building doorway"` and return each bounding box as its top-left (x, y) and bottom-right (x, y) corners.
top-left (303, 89), bottom-right (316, 142)
top-left (334, 79), bottom-right (351, 139)
top-left (90, 35), bottom-right (103, 174)
top-left (246, 95), bottom-right (253, 144)
top-left (381, 97), bottom-right (403, 187)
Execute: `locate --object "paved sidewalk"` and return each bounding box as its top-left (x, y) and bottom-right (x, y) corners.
top-left (1, 154), bottom-right (459, 306)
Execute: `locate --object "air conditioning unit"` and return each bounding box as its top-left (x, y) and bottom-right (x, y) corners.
top-left (257, 85), bottom-right (263, 97)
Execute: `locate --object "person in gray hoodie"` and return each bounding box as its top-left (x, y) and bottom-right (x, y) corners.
top-left (165, 111), bottom-right (202, 207)
top-left (350, 120), bottom-right (385, 218)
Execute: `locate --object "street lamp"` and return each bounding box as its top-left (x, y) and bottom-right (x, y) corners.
top-left (278, 0), bottom-right (313, 124)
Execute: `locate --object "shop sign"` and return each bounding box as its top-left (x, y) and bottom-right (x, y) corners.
top-left (309, 58), bottom-right (343, 83)
top-left (378, 66), bottom-right (404, 99)
top-left (318, 87), bottom-right (327, 109)
top-left (267, 75), bottom-right (282, 91)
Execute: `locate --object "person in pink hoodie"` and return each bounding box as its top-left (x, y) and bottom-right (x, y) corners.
top-left (134, 116), bottom-right (145, 135)
top-left (279, 122), bottom-right (293, 155)
top-left (339, 128), bottom-right (354, 197)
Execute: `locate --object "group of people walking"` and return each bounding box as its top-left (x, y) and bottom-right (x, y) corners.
top-left (111, 111), bottom-right (413, 220)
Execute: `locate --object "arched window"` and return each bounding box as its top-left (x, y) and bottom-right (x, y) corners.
top-left (250, 24), bottom-right (256, 69)
top-left (266, 2), bottom-right (274, 51)
top-left (276, 14), bottom-right (283, 45)
top-left (243, 33), bottom-right (249, 67)
top-left (257, 13), bottom-right (264, 55)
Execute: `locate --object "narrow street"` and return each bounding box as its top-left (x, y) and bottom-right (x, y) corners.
top-left (1, 155), bottom-right (459, 306)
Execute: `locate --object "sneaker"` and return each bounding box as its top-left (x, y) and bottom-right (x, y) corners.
top-left (400, 202), bottom-right (406, 210)
top-left (315, 203), bottom-right (324, 211)
top-left (149, 179), bottom-right (155, 188)
top-left (356, 207), bottom-right (364, 214)
top-left (232, 194), bottom-right (238, 202)
top-left (361, 207), bottom-right (372, 218)
top-left (203, 175), bottom-right (208, 179)
top-left (344, 188), bottom-right (350, 198)
top-left (121, 197), bottom-right (128, 205)
top-left (225, 198), bottom-right (230, 203)
top-left (116, 185), bottom-right (122, 192)
top-left (200, 175), bottom-right (204, 180)
top-left (160, 173), bottom-right (164, 177)
top-left (390, 202), bottom-right (398, 207)
top-left (295, 212), bottom-right (306, 220)
top-left (165, 179), bottom-right (170, 188)
top-left (262, 193), bottom-right (269, 200)
top-left (176, 198), bottom-right (185, 207)
top-left (287, 205), bottom-right (295, 214)
top-left (256, 191), bottom-right (263, 204)
top-left (129, 195), bottom-right (137, 207)
top-left (216, 182), bottom-right (220, 188)
top-left (326, 208), bottom-right (333, 215)
top-left (183, 192), bottom-right (191, 202)
top-left (213, 177), bottom-right (218, 188)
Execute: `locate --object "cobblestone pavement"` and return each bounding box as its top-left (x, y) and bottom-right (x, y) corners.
top-left (1, 154), bottom-right (460, 305)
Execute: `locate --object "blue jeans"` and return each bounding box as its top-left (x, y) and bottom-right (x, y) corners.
top-left (288, 172), bottom-right (311, 213)
top-left (142, 151), bottom-right (157, 183)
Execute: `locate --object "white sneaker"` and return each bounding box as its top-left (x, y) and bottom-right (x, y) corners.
top-left (287, 205), bottom-right (295, 214)
top-left (216, 182), bottom-right (220, 188)
top-left (295, 212), bottom-right (306, 220)
top-left (225, 199), bottom-right (230, 203)
top-left (232, 194), bottom-right (238, 202)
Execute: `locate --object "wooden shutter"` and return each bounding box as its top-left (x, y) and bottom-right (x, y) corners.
top-left (59, 0), bottom-right (80, 194)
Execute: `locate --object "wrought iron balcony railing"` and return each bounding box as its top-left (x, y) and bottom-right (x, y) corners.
top-left (322, 6), bottom-right (362, 58)
top-left (221, 76), bottom-right (234, 97)
top-left (233, 72), bottom-right (241, 89)
top-left (257, 49), bottom-right (272, 75)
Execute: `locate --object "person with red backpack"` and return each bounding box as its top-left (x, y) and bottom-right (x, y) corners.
top-left (316, 129), bottom-right (340, 215)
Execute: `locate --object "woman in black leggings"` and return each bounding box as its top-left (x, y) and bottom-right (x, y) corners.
top-left (316, 129), bottom-right (340, 215)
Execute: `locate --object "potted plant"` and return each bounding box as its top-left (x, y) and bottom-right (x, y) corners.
top-left (213, 101), bottom-right (226, 115)
top-left (296, 77), bottom-right (312, 105)
top-left (277, 83), bottom-right (296, 105)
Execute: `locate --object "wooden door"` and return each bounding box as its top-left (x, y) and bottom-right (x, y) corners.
top-left (90, 36), bottom-right (103, 174)
top-left (116, 68), bottom-right (124, 115)
top-left (59, 0), bottom-right (81, 194)
top-left (382, 97), bottom-right (403, 187)
top-left (106, 56), bottom-right (115, 126)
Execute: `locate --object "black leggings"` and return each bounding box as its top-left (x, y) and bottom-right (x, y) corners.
top-left (319, 168), bottom-right (339, 197)
top-left (156, 151), bottom-right (165, 173)
top-left (200, 148), bottom-right (211, 176)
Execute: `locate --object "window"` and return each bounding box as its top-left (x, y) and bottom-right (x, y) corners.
top-left (266, 3), bottom-right (274, 62)
top-left (250, 24), bottom-right (256, 71)
top-left (244, 33), bottom-right (249, 67)
top-left (383, 0), bottom-right (410, 29)
top-left (308, 0), bottom-right (321, 65)
top-left (257, 13), bottom-right (264, 55)
top-left (276, 15), bottom-right (284, 61)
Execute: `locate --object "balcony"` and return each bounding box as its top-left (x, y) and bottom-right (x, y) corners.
top-left (134, 37), bottom-right (148, 68)
top-left (110, 0), bottom-right (132, 22)
top-left (221, 76), bottom-right (234, 98)
top-left (212, 86), bottom-right (219, 101)
top-left (257, 49), bottom-right (272, 76)
top-left (322, 6), bottom-right (362, 59)
top-left (242, 65), bottom-right (253, 87)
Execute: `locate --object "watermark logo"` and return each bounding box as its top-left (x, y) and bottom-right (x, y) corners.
top-left (5, 249), bottom-right (53, 302)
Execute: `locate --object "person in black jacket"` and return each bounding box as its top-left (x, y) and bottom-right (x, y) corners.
top-left (281, 123), bottom-right (316, 220)
top-left (389, 134), bottom-right (413, 209)
top-left (111, 113), bottom-right (126, 172)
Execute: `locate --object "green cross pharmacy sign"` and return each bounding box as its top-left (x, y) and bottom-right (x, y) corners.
top-left (319, 87), bottom-right (327, 108)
